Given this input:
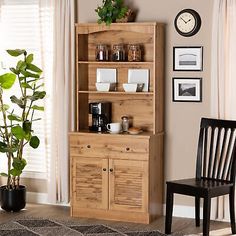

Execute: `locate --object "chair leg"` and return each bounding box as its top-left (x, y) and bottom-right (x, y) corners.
top-left (229, 188), bottom-right (236, 234)
top-left (203, 196), bottom-right (211, 236)
top-left (195, 197), bottom-right (200, 227)
top-left (165, 185), bottom-right (174, 235)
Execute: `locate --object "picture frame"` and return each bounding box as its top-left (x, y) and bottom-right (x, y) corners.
top-left (173, 46), bottom-right (203, 71)
top-left (172, 77), bottom-right (202, 102)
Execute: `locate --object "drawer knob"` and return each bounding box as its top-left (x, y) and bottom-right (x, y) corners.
top-left (109, 168), bottom-right (113, 172)
top-left (87, 145), bottom-right (91, 148)
top-left (126, 147), bottom-right (130, 151)
top-left (103, 168), bottom-right (107, 171)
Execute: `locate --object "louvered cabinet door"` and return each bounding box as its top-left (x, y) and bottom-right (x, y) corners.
top-left (71, 157), bottom-right (108, 209)
top-left (109, 159), bottom-right (148, 212)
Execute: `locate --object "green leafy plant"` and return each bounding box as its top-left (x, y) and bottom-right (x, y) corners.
top-left (0, 49), bottom-right (46, 189)
top-left (95, 0), bottom-right (128, 25)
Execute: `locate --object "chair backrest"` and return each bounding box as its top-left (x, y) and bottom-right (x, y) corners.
top-left (196, 118), bottom-right (236, 183)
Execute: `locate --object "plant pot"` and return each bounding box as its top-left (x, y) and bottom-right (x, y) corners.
top-left (0, 185), bottom-right (26, 212)
top-left (116, 9), bottom-right (136, 23)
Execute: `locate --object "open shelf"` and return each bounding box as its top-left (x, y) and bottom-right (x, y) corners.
top-left (78, 91), bottom-right (154, 95)
top-left (78, 61), bottom-right (154, 66)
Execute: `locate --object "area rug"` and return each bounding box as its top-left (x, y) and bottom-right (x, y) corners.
top-left (187, 227), bottom-right (236, 236)
top-left (0, 218), bottom-right (167, 236)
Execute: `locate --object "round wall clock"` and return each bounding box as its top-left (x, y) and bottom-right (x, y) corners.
top-left (174, 9), bottom-right (201, 37)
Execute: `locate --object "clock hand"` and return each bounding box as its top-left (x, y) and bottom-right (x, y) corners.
top-left (180, 17), bottom-right (187, 23)
top-left (187, 19), bottom-right (192, 23)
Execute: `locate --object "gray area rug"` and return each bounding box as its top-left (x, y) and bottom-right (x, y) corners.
top-left (0, 218), bottom-right (167, 236)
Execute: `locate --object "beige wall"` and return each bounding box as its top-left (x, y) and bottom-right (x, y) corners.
top-left (77, 0), bottom-right (214, 207)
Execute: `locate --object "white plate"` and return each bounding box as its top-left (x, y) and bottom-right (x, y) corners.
top-left (128, 69), bottom-right (149, 91)
top-left (96, 68), bottom-right (117, 83)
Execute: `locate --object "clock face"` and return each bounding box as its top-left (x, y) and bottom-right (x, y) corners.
top-left (174, 9), bottom-right (201, 37)
top-left (176, 12), bottom-right (196, 33)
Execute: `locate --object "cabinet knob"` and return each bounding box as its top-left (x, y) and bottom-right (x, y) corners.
top-left (103, 168), bottom-right (106, 171)
top-left (109, 168), bottom-right (113, 172)
top-left (87, 145), bottom-right (91, 148)
top-left (126, 147), bottom-right (130, 151)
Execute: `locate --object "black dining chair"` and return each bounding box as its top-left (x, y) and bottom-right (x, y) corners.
top-left (165, 118), bottom-right (236, 236)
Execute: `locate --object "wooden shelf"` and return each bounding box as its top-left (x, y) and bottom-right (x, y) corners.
top-left (78, 61), bottom-right (153, 66)
top-left (73, 130), bottom-right (155, 137)
top-left (78, 91), bottom-right (154, 95)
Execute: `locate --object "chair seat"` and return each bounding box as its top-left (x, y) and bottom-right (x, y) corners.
top-left (167, 178), bottom-right (234, 198)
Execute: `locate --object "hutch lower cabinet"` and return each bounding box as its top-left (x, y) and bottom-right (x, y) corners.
top-left (69, 22), bottom-right (164, 223)
top-left (70, 132), bottom-right (163, 223)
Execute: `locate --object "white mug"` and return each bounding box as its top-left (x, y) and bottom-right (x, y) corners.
top-left (106, 123), bottom-right (121, 134)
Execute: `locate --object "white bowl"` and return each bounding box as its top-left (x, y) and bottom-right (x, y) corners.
top-left (123, 83), bottom-right (144, 92)
top-left (95, 82), bottom-right (116, 92)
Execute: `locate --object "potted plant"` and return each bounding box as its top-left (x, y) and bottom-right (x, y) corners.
top-left (0, 49), bottom-right (46, 211)
top-left (95, 0), bottom-right (133, 25)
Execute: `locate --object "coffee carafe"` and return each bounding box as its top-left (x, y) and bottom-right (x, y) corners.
top-left (89, 102), bottom-right (111, 132)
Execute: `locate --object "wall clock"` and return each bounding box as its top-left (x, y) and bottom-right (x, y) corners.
top-left (174, 9), bottom-right (201, 37)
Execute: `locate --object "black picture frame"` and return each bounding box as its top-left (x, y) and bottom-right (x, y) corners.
top-left (172, 77), bottom-right (202, 102)
top-left (173, 46), bottom-right (203, 71)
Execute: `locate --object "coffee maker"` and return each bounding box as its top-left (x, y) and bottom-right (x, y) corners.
top-left (89, 102), bottom-right (111, 132)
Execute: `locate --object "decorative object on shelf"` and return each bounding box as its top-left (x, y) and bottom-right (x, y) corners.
top-left (0, 49), bottom-right (46, 212)
top-left (95, 0), bottom-right (129, 26)
top-left (121, 115), bottom-right (129, 132)
top-left (95, 44), bottom-right (109, 61)
top-left (173, 46), bottom-right (203, 71)
top-left (123, 83), bottom-right (144, 92)
top-left (128, 69), bottom-right (149, 91)
top-left (174, 8), bottom-right (201, 37)
top-left (112, 44), bottom-right (126, 61)
top-left (95, 82), bottom-right (116, 92)
top-left (128, 44), bottom-right (142, 62)
top-left (172, 77), bottom-right (202, 102)
top-left (96, 68), bottom-right (117, 83)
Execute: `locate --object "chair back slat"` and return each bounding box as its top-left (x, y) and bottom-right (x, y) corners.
top-left (212, 128), bottom-right (222, 178)
top-left (216, 128), bottom-right (228, 179)
top-left (196, 127), bottom-right (204, 180)
top-left (202, 128), bottom-right (208, 178)
top-left (221, 129), bottom-right (235, 180)
top-left (207, 127), bottom-right (215, 178)
top-left (196, 118), bottom-right (236, 183)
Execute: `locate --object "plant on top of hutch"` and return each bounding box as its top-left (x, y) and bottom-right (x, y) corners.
top-left (69, 22), bottom-right (164, 224)
top-left (95, 0), bottom-right (135, 25)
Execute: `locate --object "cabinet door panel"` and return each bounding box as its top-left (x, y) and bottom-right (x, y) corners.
top-left (109, 159), bottom-right (148, 212)
top-left (71, 157), bottom-right (108, 209)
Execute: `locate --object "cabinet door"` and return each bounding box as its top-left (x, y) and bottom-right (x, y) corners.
top-left (109, 159), bottom-right (148, 212)
top-left (71, 157), bottom-right (108, 209)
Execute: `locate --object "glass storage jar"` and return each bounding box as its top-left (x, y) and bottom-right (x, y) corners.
top-left (95, 44), bottom-right (109, 61)
top-left (121, 115), bottom-right (129, 132)
top-left (112, 44), bottom-right (125, 61)
top-left (128, 44), bottom-right (142, 62)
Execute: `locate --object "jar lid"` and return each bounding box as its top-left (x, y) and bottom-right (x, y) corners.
top-left (113, 44), bottom-right (124, 49)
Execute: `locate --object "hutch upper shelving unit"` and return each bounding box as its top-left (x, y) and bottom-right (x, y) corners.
top-left (69, 22), bottom-right (164, 224)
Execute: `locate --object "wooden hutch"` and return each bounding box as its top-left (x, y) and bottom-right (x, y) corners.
top-left (69, 22), bottom-right (164, 224)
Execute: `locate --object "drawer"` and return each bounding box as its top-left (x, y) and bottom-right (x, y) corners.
top-left (69, 133), bottom-right (150, 161)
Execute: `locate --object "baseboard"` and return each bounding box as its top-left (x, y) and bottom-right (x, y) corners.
top-left (163, 204), bottom-right (229, 222)
top-left (27, 192), bottom-right (48, 204)
top-left (27, 192), bottom-right (70, 207)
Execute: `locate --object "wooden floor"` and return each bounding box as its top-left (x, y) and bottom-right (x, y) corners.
top-left (0, 204), bottom-right (231, 235)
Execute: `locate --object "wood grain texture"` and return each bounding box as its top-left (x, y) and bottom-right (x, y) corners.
top-left (71, 22), bottom-right (164, 223)
top-left (109, 159), bottom-right (148, 212)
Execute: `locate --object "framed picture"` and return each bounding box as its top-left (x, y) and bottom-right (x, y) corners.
top-left (172, 77), bottom-right (202, 102)
top-left (173, 46), bottom-right (203, 71)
